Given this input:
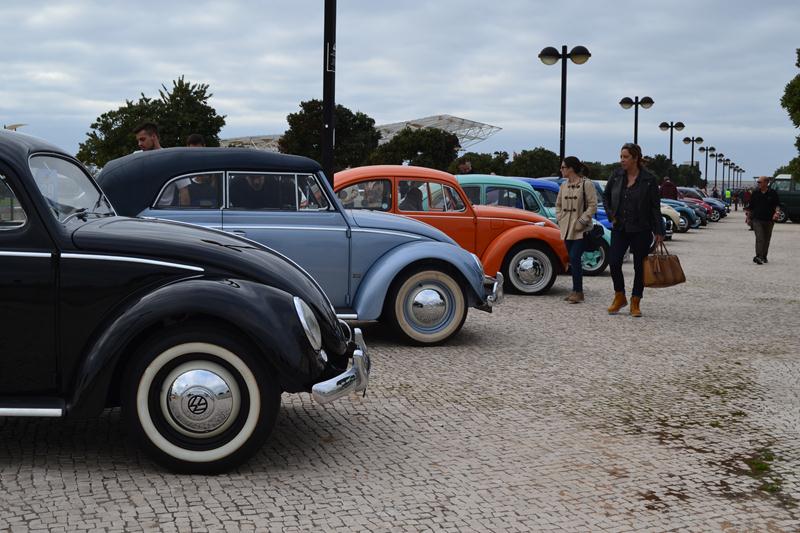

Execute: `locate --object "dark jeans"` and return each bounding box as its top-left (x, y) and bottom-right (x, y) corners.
top-left (565, 239), bottom-right (585, 292)
top-left (609, 230), bottom-right (652, 298)
top-left (752, 220), bottom-right (774, 260)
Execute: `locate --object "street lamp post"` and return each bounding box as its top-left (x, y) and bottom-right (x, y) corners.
top-left (683, 136), bottom-right (704, 184)
top-left (538, 45), bottom-right (591, 161)
top-left (722, 158), bottom-right (731, 199)
top-left (321, 0), bottom-right (337, 184)
top-left (658, 121), bottom-right (685, 165)
top-left (620, 96), bottom-right (654, 144)
top-left (712, 152), bottom-right (723, 193)
top-left (698, 146), bottom-right (715, 187)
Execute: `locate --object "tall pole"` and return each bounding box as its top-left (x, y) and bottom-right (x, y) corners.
top-left (633, 96), bottom-right (639, 144)
top-left (559, 45), bottom-right (567, 162)
top-left (321, 0), bottom-right (337, 184)
top-left (669, 127), bottom-right (674, 163)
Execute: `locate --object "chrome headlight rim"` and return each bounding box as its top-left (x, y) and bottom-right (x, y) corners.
top-left (470, 253), bottom-right (483, 273)
top-left (293, 297), bottom-right (323, 352)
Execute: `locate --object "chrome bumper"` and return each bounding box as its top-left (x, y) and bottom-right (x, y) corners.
top-left (311, 328), bottom-right (370, 404)
top-left (477, 272), bottom-right (504, 312)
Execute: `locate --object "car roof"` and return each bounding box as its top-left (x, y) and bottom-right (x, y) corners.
top-left (518, 177), bottom-right (561, 192)
top-left (456, 174), bottom-right (536, 192)
top-left (335, 165), bottom-right (457, 188)
top-left (99, 147), bottom-right (322, 216)
top-left (0, 130), bottom-right (71, 174)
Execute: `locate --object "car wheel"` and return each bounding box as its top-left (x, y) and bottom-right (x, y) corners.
top-left (581, 240), bottom-right (609, 276)
top-left (677, 216), bottom-right (689, 232)
top-left (709, 210), bottom-right (720, 222)
top-left (122, 326), bottom-right (280, 474)
top-left (386, 268), bottom-right (467, 345)
top-left (775, 210), bottom-right (788, 223)
top-left (503, 243), bottom-right (557, 295)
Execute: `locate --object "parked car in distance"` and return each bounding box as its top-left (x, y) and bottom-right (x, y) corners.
top-left (522, 177), bottom-right (612, 229)
top-left (99, 149), bottom-right (501, 346)
top-left (335, 166), bottom-right (569, 295)
top-left (679, 187), bottom-right (728, 218)
top-left (771, 174), bottom-right (800, 223)
top-left (0, 130), bottom-right (369, 473)
top-left (457, 174), bottom-right (611, 275)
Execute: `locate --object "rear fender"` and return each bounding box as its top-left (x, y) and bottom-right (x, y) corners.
top-left (67, 278), bottom-right (321, 418)
top-left (352, 241), bottom-right (485, 320)
top-left (480, 225), bottom-right (568, 274)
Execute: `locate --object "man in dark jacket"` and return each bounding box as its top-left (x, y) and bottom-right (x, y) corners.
top-left (745, 177), bottom-right (781, 264)
top-left (659, 176), bottom-right (678, 199)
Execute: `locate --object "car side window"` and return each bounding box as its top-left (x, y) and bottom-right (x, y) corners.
top-left (444, 186), bottom-right (466, 212)
top-left (462, 186), bottom-right (481, 205)
top-left (487, 186), bottom-right (523, 209)
top-left (228, 173), bottom-right (297, 210)
top-left (773, 180), bottom-right (791, 192)
top-left (538, 188), bottom-right (558, 207)
top-left (297, 174), bottom-right (330, 210)
top-left (339, 179), bottom-right (391, 211)
top-left (156, 172), bottom-right (222, 209)
top-left (398, 180), bottom-right (425, 212)
top-left (522, 190), bottom-right (540, 213)
top-left (426, 182), bottom-right (445, 211)
top-left (0, 176), bottom-right (27, 230)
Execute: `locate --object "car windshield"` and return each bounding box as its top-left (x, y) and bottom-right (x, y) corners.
top-left (538, 188), bottom-right (558, 207)
top-left (29, 155), bottom-right (114, 223)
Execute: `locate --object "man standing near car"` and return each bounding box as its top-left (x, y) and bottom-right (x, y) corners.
top-left (745, 177), bottom-right (780, 264)
top-left (134, 122), bottom-right (162, 151)
top-left (659, 176), bottom-right (678, 199)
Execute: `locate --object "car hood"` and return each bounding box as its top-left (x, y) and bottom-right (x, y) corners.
top-left (347, 209), bottom-right (458, 245)
top-left (473, 205), bottom-right (558, 229)
top-left (70, 216), bottom-right (341, 331)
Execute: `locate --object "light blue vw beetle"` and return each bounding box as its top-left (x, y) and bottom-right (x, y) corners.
top-left (98, 149), bottom-right (502, 345)
top-left (456, 174), bottom-right (611, 276)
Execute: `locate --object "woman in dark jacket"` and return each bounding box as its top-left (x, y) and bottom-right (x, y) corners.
top-left (603, 143), bottom-right (665, 317)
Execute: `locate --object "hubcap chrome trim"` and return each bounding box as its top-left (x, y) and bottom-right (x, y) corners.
top-left (515, 255), bottom-right (544, 285)
top-left (409, 287), bottom-right (448, 327)
top-left (160, 361), bottom-right (241, 439)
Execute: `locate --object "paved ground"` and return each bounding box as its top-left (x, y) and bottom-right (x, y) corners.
top-left (1, 210), bottom-right (798, 532)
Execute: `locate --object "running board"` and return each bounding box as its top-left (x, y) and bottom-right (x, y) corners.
top-left (0, 397), bottom-right (64, 417)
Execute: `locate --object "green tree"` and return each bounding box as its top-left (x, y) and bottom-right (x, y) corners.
top-left (676, 164), bottom-right (702, 187)
top-left (645, 154), bottom-right (677, 182)
top-left (447, 151), bottom-right (509, 175)
top-left (506, 147), bottom-right (560, 178)
top-left (583, 160), bottom-right (619, 180)
top-left (368, 127), bottom-right (460, 171)
top-left (77, 77), bottom-right (226, 167)
top-left (279, 99), bottom-right (380, 172)
top-left (780, 48), bottom-right (800, 181)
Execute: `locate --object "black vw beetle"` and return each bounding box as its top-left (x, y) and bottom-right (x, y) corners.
top-left (0, 130), bottom-right (369, 473)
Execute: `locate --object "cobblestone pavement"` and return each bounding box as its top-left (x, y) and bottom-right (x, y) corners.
top-left (1, 211), bottom-right (798, 532)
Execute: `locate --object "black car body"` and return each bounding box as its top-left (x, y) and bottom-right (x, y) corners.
top-left (0, 131), bottom-right (368, 473)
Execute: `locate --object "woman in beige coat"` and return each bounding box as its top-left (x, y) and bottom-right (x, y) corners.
top-left (555, 156), bottom-right (597, 303)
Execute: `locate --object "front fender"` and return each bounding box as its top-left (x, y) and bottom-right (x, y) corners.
top-left (67, 278), bottom-right (323, 418)
top-left (352, 241), bottom-right (485, 320)
top-left (480, 225), bottom-right (568, 275)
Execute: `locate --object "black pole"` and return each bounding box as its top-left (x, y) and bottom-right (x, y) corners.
top-left (559, 45), bottom-right (567, 161)
top-left (703, 150), bottom-right (709, 185)
top-left (690, 142), bottom-right (695, 172)
top-left (713, 158), bottom-right (718, 191)
top-left (322, 0), bottom-right (337, 185)
top-left (633, 96), bottom-right (639, 144)
top-left (668, 124), bottom-right (674, 164)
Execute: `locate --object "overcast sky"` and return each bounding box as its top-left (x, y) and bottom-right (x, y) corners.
top-left (1, 0), bottom-right (798, 179)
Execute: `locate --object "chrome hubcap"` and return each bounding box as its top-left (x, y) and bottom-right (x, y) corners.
top-left (410, 288), bottom-right (447, 326)
top-left (164, 365), bottom-right (239, 436)
top-left (516, 256), bottom-right (543, 285)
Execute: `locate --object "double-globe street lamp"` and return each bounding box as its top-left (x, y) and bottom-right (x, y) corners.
top-left (698, 145), bottom-right (716, 187)
top-left (619, 96), bottom-right (654, 144)
top-left (538, 45), bottom-right (591, 161)
top-left (683, 136), bottom-right (704, 184)
top-left (659, 121), bottom-right (685, 165)
top-left (711, 152), bottom-right (724, 192)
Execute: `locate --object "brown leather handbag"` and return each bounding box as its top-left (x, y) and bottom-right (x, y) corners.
top-left (643, 242), bottom-right (686, 288)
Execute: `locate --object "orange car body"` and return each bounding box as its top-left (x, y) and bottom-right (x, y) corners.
top-left (334, 166), bottom-right (569, 277)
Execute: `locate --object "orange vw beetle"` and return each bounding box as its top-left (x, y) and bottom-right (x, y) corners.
top-left (335, 166), bottom-right (569, 295)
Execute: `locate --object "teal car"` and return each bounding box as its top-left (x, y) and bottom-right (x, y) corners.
top-left (457, 174), bottom-right (610, 276)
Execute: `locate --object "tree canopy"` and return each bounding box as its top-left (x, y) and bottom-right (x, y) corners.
top-left (368, 127), bottom-right (460, 171)
top-left (77, 77), bottom-right (226, 167)
top-left (505, 148), bottom-right (560, 178)
top-left (447, 151), bottom-right (509, 175)
top-left (279, 99), bottom-right (380, 172)
top-left (779, 48), bottom-right (800, 179)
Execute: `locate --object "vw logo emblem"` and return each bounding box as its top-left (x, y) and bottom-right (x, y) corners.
top-left (187, 394), bottom-right (209, 415)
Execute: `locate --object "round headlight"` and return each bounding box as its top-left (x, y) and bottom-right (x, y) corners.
top-left (293, 297), bottom-right (323, 351)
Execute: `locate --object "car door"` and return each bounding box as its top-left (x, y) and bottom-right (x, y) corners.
top-left (0, 169), bottom-right (57, 393)
top-left (222, 172), bottom-right (351, 306)
top-left (396, 178), bottom-right (477, 252)
top-left (141, 171), bottom-right (224, 229)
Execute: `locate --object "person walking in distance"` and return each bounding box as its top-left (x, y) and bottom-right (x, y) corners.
top-left (555, 156), bottom-right (597, 304)
top-left (603, 143), bottom-right (665, 317)
top-left (659, 176), bottom-right (678, 200)
top-left (745, 177), bottom-right (781, 264)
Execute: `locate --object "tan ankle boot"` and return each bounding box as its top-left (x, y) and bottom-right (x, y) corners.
top-left (567, 291), bottom-right (584, 304)
top-left (607, 292), bottom-right (627, 314)
top-left (564, 291), bottom-right (576, 301)
top-left (630, 296), bottom-right (642, 317)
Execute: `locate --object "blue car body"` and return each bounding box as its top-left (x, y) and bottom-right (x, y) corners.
top-left (660, 199), bottom-right (700, 230)
top-left (518, 177), bottom-right (613, 229)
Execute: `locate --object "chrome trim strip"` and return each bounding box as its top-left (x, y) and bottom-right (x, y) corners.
top-left (0, 408), bottom-right (63, 417)
top-left (61, 253), bottom-right (204, 272)
top-left (350, 228), bottom-right (423, 240)
top-left (0, 251), bottom-right (51, 258)
top-left (311, 327), bottom-right (369, 404)
top-left (336, 313), bottom-right (358, 320)
top-left (223, 225), bottom-right (346, 232)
